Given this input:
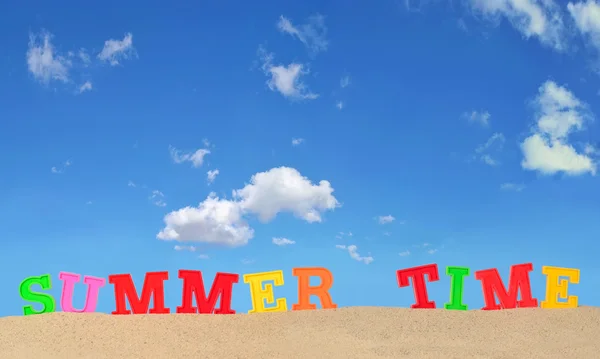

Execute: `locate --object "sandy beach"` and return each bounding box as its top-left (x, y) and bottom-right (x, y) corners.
top-left (0, 306), bottom-right (598, 358)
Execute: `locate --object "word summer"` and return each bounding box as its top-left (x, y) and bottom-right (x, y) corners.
top-left (18, 262), bottom-right (580, 316)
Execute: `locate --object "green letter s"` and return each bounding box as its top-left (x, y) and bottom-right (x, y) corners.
top-left (19, 274), bottom-right (56, 315)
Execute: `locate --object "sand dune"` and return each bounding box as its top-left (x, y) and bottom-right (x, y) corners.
top-left (0, 307), bottom-right (598, 358)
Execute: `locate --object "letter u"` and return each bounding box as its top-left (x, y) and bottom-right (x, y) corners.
top-left (59, 272), bottom-right (106, 313)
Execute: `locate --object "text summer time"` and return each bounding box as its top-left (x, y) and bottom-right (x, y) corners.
top-left (17, 262), bottom-right (580, 316)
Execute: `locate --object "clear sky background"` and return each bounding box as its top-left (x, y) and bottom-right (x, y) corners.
top-left (1, 0), bottom-right (599, 316)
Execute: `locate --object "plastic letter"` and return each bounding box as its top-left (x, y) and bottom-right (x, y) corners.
top-left (474, 263), bottom-right (538, 310)
top-left (108, 271), bottom-right (170, 315)
top-left (176, 270), bottom-right (239, 314)
top-left (292, 267), bottom-right (338, 310)
top-left (243, 270), bottom-right (287, 313)
top-left (396, 264), bottom-right (439, 308)
top-left (59, 272), bottom-right (106, 313)
top-left (541, 266), bottom-right (580, 309)
top-left (444, 266), bottom-right (470, 311)
top-left (19, 274), bottom-right (56, 316)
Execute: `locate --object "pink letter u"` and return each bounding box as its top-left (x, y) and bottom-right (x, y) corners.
top-left (59, 272), bottom-right (106, 313)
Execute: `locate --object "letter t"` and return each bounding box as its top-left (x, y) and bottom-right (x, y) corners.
top-left (397, 264), bottom-right (439, 309)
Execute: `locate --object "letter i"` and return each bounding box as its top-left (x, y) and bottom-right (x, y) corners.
top-left (444, 266), bottom-right (470, 311)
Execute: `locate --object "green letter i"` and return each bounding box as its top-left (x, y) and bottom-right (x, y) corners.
top-left (444, 266), bottom-right (470, 311)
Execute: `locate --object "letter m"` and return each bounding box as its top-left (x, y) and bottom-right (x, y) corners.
top-left (475, 263), bottom-right (538, 310)
top-left (109, 271), bottom-right (170, 315)
top-left (177, 270), bottom-right (239, 314)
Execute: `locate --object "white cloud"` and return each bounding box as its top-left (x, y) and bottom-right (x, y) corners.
top-left (277, 14), bottom-right (328, 54)
top-left (233, 166), bottom-right (340, 223)
top-left (272, 237), bottom-right (296, 246)
top-left (411, 242), bottom-right (442, 254)
top-left (150, 190), bottom-right (166, 207)
top-left (241, 258), bottom-right (256, 265)
top-left (336, 244), bottom-right (374, 264)
top-left (463, 110), bottom-right (491, 126)
top-left (481, 154), bottom-right (498, 166)
top-left (568, 1), bottom-right (600, 52)
top-left (399, 250), bottom-right (411, 256)
top-left (292, 138), bottom-right (305, 146)
top-left (258, 47), bottom-right (318, 100)
top-left (340, 75), bottom-right (351, 88)
top-left (336, 101), bottom-right (344, 110)
top-left (413, 242), bottom-right (432, 249)
top-left (521, 135), bottom-right (596, 174)
top-left (500, 182), bottom-right (526, 191)
top-left (27, 30), bottom-right (135, 92)
top-left (585, 143), bottom-right (597, 154)
top-left (86, 201), bottom-right (93, 205)
top-left (78, 81), bottom-right (92, 94)
top-left (457, 18), bottom-right (469, 32)
top-left (475, 133), bottom-right (505, 166)
top-left (467, 0), bottom-right (567, 51)
top-left (174, 245), bottom-right (196, 252)
top-left (157, 167), bottom-right (339, 247)
top-left (97, 33), bottom-right (135, 66)
top-left (521, 80), bottom-right (596, 175)
top-left (378, 215), bottom-right (395, 224)
top-left (27, 31), bottom-right (71, 84)
top-left (207, 169), bottom-right (219, 184)
top-left (268, 64), bottom-right (318, 100)
top-left (336, 231), bottom-right (353, 239)
top-left (476, 133), bottom-right (505, 152)
top-left (169, 145), bottom-right (211, 168)
top-left (78, 49), bottom-right (91, 65)
top-left (158, 192), bottom-right (253, 247)
top-left (50, 160), bottom-right (71, 174)
top-left (198, 254), bottom-right (210, 260)
top-left (127, 180), bottom-right (136, 188)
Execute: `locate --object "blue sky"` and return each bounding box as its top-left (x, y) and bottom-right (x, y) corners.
top-left (1, 0), bottom-right (599, 316)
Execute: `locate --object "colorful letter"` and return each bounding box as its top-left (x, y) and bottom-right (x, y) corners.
top-left (59, 272), bottom-right (106, 313)
top-left (19, 274), bottom-right (56, 316)
top-left (474, 263), bottom-right (538, 310)
top-left (243, 270), bottom-right (287, 313)
top-left (396, 264), bottom-right (439, 308)
top-left (444, 266), bottom-right (470, 311)
top-left (176, 270), bottom-right (239, 314)
top-left (292, 267), bottom-right (337, 310)
top-left (541, 266), bottom-right (580, 309)
top-left (108, 271), bottom-right (170, 315)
